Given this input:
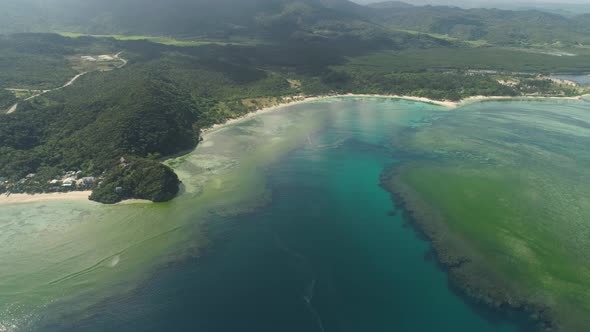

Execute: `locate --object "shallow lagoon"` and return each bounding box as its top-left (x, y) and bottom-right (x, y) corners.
top-left (0, 97), bottom-right (568, 331)
top-left (388, 98), bottom-right (590, 331)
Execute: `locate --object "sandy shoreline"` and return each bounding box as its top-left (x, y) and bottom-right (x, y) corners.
top-left (201, 95), bottom-right (326, 134)
top-left (202, 93), bottom-right (589, 134)
top-left (0, 191), bottom-right (92, 204)
top-left (458, 94), bottom-right (587, 106)
top-left (0, 191), bottom-right (152, 205)
top-left (345, 93), bottom-right (587, 108)
top-left (2, 92), bottom-right (587, 205)
top-left (201, 94), bottom-right (455, 135)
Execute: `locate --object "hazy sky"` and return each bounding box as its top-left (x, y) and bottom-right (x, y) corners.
top-left (352, 0), bottom-right (590, 5)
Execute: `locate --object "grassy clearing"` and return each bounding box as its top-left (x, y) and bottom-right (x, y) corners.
top-left (66, 54), bottom-right (123, 72)
top-left (393, 29), bottom-right (489, 47)
top-left (59, 32), bottom-right (212, 46)
top-left (12, 90), bottom-right (34, 99)
top-left (58, 32), bottom-right (263, 47)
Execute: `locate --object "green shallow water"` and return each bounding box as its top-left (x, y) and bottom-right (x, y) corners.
top-left (0, 98), bottom-right (537, 331)
top-left (389, 98), bottom-right (590, 330)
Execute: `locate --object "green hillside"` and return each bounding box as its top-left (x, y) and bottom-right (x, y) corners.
top-left (4, 0), bottom-right (590, 47)
top-left (2, 0), bottom-right (590, 204)
top-left (366, 4), bottom-right (590, 46)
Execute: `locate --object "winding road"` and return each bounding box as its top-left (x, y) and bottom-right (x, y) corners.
top-left (4, 52), bottom-right (127, 114)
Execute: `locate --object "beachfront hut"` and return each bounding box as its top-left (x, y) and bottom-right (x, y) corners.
top-left (82, 177), bottom-right (95, 185)
top-left (62, 178), bottom-right (75, 187)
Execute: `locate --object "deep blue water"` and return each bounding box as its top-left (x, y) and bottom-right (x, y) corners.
top-left (36, 101), bottom-right (533, 332)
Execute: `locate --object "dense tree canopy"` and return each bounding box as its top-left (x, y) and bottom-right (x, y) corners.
top-left (1, 0), bottom-right (589, 202)
top-left (3, 0), bottom-right (590, 46)
top-left (89, 157), bottom-right (180, 204)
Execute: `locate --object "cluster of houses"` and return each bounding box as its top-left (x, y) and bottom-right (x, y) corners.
top-left (47, 170), bottom-right (96, 188)
top-left (1, 156), bottom-right (132, 195)
top-left (0, 170), bottom-right (98, 195)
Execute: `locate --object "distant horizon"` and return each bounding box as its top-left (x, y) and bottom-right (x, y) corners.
top-left (352, 0), bottom-right (590, 6)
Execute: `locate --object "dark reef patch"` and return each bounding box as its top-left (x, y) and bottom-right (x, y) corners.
top-left (379, 165), bottom-right (550, 332)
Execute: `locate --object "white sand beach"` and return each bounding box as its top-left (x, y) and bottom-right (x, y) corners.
top-left (202, 93), bottom-right (589, 134)
top-left (4, 92), bottom-right (588, 204)
top-left (0, 191), bottom-right (92, 204)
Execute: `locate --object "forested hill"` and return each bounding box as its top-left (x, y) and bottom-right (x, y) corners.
top-left (3, 0), bottom-right (590, 46)
top-left (0, 56), bottom-right (198, 203)
top-left (366, 4), bottom-right (590, 46)
top-left (0, 20), bottom-right (453, 203)
top-left (1, 0), bottom-right (368, 38)
top-left (2, 0), bottom-right (590, 203)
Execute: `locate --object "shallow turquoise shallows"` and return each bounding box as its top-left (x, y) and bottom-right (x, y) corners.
top-left (1, 98), bottom-right (531, 332)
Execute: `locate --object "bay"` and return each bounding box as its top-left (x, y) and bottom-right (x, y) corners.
top-left (1, 98), bottom-right (532, 332)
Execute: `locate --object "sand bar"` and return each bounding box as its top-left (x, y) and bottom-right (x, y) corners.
top-left (0, 191), bottom-right (92, 204)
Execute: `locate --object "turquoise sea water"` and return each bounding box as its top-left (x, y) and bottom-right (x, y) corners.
top-left (2, 98), bottom-right (532, 331)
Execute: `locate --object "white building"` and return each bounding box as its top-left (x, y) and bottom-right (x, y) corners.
top-left (62, 178), bottom-right (75, 187)
top-left (98, 55), bottom-right (115, 61)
